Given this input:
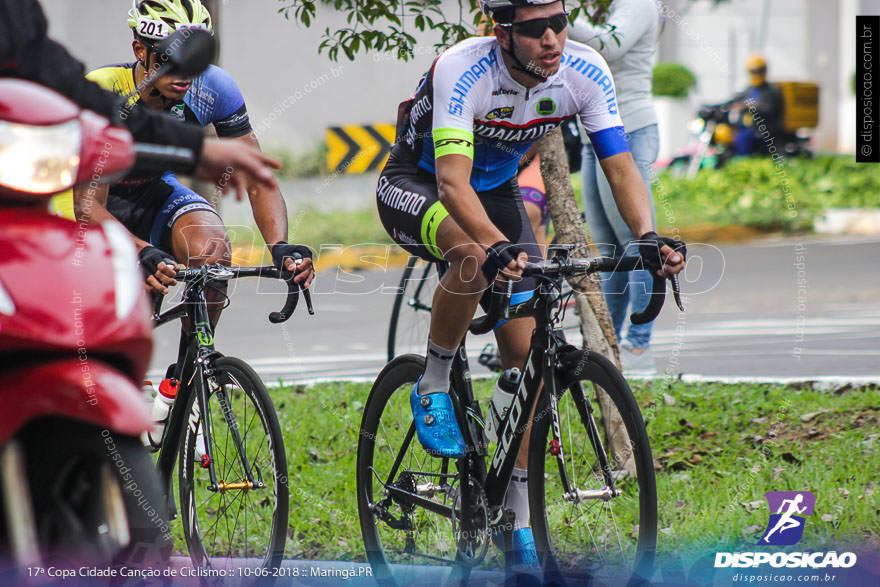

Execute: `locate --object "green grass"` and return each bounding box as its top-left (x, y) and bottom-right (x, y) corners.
top-left (171, 380), bottom-right (878, 561)
top-left (630, 380), bottom-right (880, 557)
top-left (229, 206), bottom-right (393, 253)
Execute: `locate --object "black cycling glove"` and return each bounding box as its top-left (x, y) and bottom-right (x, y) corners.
top-left (481, 241), bottom-right (525, 283)
top-left (638, 231), bottom-right (687, 276)
top-left (271, 242), bottom-right (313, 272)
top-left (137, 246), bottom-right (176, 280)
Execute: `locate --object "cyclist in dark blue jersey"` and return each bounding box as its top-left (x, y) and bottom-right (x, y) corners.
top-left (73, 0), bottom-right (312, 306)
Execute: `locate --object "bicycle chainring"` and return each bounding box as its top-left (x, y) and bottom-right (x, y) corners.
top-left (451, 477), bottom-right (489, 565)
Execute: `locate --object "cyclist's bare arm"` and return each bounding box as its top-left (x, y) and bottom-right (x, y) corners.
top-left (599, 151), bottom-right (684, 276)
top-left (72, 183), bottom-right (178, 293)
top-left (435, 153), bottom-right (525, 280)
top-left (234, 131), bottom-right (314, 287)
top-left (196, 137), bottom-right (281, 198)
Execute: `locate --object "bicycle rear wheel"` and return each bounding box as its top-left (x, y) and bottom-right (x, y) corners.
top-left (529, 349), bottom-right (657, 585)
top-left (357, 355), bottom-right (480, 585)
top-left (178, 356), bottom-right (289, 572)
top-left (387, 257), bottom-right (439, 361)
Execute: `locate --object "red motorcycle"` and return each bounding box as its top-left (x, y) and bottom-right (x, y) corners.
top-left (0, 31), bottom-right (214, 571)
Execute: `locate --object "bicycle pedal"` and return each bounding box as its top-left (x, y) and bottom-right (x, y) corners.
top-left (200, 454), bottom-right (211, 469)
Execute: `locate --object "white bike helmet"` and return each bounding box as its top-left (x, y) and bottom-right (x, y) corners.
top-left (481, 0), bottom-right (562, 23)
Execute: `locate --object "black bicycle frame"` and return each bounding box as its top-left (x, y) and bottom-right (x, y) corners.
top-left (382, 280), bottom-right (615, 529)
top-left (407, 262), bottom-right (436, 312)
top-left (152, 273), bottom-right (255, 511)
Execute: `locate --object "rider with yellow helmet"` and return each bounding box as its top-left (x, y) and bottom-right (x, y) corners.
top-left (729, 54), bottom-right (785, 155)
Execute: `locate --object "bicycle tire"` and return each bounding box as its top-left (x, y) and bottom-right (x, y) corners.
top-left (387, 257), bottom-right (438, 362)
top-left (178, 356), bottom-right (289, 573)
top-left (529, 349), bottom-right (657, 586)
top-left (357, 355), bottom-right (479, 585)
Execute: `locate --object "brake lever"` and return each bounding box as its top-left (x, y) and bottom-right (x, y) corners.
top-left (670, 274), bottom-right (685, 311)
top-left (502, 279), bottom-right (512, 322)
top-left (302, 286), bottom-right (315, 315)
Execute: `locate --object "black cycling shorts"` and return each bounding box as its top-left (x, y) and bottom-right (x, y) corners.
top-left (106, 172), bottom-right (219, 253)
top-left (377, 154), bottom-right (543, 304)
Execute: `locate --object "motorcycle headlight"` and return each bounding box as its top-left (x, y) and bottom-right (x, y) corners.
top-left (0, 277), bottom-right (14, 316)
top-left (687, 118), bottom-right (706, 134)
top-left (0, 119), bottom-right (81, 194)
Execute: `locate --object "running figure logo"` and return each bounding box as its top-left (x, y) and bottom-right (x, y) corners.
top-left (760, 491), bottom-right (816, 545)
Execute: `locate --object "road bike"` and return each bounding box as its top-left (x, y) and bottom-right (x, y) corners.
top-left (359, 246), bottom-right (682, 585)
top-left (150, 263), bottom-right (313, 573)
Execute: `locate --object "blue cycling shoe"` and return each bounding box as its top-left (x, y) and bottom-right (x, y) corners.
top-left (492, 527), bottom-right (540, 569)
top-left (410, 378), bottom-right (466, 459)
top-left (508, 528), bottom-right (540, 569)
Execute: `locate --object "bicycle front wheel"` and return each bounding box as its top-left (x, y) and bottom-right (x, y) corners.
top-left (529, 349), bottom-right (657, 585)
top-left (178, 356), bottom-right (289, 572)
top-left (387, 257), bottom-right (439, 361)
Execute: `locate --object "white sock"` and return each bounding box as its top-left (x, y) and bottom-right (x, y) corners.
top-left (419, 338), bottom-right (456, 396)
top-left (506, 467), bottom-right (529, 530)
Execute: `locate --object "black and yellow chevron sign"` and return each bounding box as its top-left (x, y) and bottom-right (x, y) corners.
top-left (326, 124), bottom-right (395, 174)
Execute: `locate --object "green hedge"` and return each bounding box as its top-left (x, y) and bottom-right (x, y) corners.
top-left (652, 62), bottom-right (697, 98)
top-left (655, 155), bottom-right (880, 232)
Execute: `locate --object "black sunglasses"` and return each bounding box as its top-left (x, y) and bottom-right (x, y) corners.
top-left (510, 13), bottom-right (568, 39)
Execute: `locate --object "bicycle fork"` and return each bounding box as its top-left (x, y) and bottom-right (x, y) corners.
top-left (548, 372), bottom-right (621, 504)
top-left (196, 361), bottom-right (264, 494)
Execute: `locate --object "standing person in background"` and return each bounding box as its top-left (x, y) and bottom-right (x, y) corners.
top-left (568, 0), bottom-right (663, 375)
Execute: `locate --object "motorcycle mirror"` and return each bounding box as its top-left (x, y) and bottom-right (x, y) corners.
top-left (153, 29), bottom-right (215, 78)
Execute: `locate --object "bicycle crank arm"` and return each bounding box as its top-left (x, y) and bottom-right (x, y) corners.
top-left (563, 486), bottom-right (622, 503)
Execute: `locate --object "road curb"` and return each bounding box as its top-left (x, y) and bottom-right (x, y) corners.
top-left (230, 225), bottom-right (765, 273)
top-left (232, 211), bottom-right (880, 272)
top-left (231, 245), bottom-right (410, 271)
top-left (625, 373), bottom-right (880, 390)
top-left (269, 374), bottom-right (880, 390)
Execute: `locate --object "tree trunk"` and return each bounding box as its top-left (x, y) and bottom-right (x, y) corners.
top-left (536, 127), bottom-right (634, 475)
top-left (202, 0), bottom-right (221, 63)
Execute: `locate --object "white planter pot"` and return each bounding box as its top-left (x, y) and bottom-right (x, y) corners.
top-left (654, 95), bottom-right (698, 162)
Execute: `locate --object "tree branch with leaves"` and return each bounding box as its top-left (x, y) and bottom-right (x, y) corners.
top-left (277, 0), bottom-right (612, 61)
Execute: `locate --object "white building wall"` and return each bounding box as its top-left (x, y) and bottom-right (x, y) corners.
top-left (39, 0), bottom-right (864, 154)
top-left (660, 0), bottom-right (809, 102)
top-left (40, 0), bottom-right (448, 153)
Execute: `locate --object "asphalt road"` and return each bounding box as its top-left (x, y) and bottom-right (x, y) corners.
top-left (148, 235), bottom-right (880, 384)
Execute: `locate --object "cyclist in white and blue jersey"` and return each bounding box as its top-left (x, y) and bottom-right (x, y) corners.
top-left (377, 0), bottom-right (685, 566)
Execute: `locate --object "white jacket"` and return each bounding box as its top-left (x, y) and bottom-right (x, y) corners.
top-left (568, 0), bottom-right (660, 132)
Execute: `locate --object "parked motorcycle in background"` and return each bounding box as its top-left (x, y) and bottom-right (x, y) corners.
top-left (659, 103), bottom-right (739, 178)
top-left (655, 81), bottom-right (818, 179)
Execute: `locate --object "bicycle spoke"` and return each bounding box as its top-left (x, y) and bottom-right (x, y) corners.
top-left (534, 375), bottom-right (656, 579)
top-left (181, 358), bottom-right (286, 571)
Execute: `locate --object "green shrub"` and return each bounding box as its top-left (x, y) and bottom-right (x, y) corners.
top-left (268, 143), bottom-right (328, 179)
top-left (655, 155), bottom-right (880, 232)
top-left (652, 62), bottom-right (697, 98)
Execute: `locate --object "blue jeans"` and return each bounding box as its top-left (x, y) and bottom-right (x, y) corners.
top-left (581, 124), bottom-right (659, 349)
